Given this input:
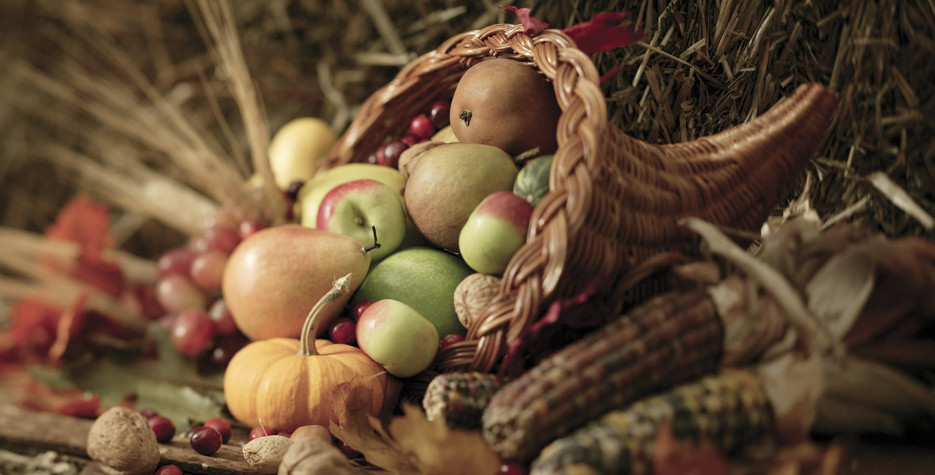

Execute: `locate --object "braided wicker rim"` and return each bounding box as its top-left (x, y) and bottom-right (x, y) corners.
top-left (323, 23), bottom-right (608, 373)
top-left (321, 23), bottom-right (837, 375)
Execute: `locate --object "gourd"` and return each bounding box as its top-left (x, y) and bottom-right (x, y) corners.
top-left (224, 274), bottom-right (397, 431)
top-left (513, 154), bottom-right (553, 207)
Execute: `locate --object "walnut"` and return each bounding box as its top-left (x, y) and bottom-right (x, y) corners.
top-left (243, 435), bottom-right (293, 474)
top-left (86, 406), bottom-right (160, 475)
top-left (453, 273), bottom-right (501, 329)
top-left (278, 437), bottom-right (360, 475)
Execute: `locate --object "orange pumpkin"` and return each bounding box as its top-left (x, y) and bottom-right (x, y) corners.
top-left (224, 274), bottom-right (397, 431)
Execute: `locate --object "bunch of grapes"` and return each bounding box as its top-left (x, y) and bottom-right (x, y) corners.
top-left (366, 100), bottom-right (451, 167)
top-left (154, 207), bottom-right (264, 368)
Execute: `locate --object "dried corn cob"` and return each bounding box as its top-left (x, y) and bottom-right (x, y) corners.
top-left (531, 369), bottom-right (774, 475)
top-left (423, 372), bottom-right (505, 429)
top-left (483, 289), bottom-right (724, 461)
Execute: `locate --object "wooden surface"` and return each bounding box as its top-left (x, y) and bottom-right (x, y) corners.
top-left (2, 402), bottom-right (934, 474)
top-left (0, 403), bottom-right (253, 474)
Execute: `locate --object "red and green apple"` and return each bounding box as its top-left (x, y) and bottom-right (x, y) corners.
top-left (458, 191), bottom-right (533, 275)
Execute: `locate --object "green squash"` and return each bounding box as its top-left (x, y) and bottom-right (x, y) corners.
top-left (513, 154), bottom-right (553, 207)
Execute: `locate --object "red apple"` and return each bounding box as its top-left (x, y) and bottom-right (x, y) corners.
top-left (317, 179), bottom-right (407, 261)
top-left (458, 191), bottom-right (533, 275)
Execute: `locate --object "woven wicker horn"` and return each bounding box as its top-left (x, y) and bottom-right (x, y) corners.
top-left (318, 24), bottom-right (837, 374)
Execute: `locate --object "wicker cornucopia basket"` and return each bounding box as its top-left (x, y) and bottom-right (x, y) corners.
top-left (321, 23), bottom-right (837, 376)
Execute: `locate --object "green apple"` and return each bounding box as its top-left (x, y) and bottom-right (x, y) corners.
top-left (268, 117), bottom-right (338, 189)
top-left (317, 179), bottom-right (406, 261)
top-left (459, 191), bottom-right (533, 275)
top-left (351, 247), bottom-right (472, 337)
top-left (298, 163), bottom-right (406, 228)
top-left (356, 299), bottom-right (438, 378)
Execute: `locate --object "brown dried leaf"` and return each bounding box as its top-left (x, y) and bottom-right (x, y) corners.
top-left (387, 404), bottom-right (501, 475)
top-left (329, 382), bottom-right (420, 474)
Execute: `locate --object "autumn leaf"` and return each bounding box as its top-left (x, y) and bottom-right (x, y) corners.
top-left (44, 194), bottom-right (114, 262)
top-left (562, 12), bottom-right (643, 55)
top-left (498, 6), bottom-right (549, 36)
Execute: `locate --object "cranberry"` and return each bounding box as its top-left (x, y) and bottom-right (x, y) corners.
top-left (408, 114), bottom-right (435, 139)
top-left (189, 426), bottom-right (223, 455)
top-left (329, 318), bottom-right (357, 345)
top-left (285, 180), bottom-right (305, 201)
top-left (155, 465), bottom-right (184, 475)
top-left (350, 301), bottom-right (372, 321)
top-left (138, 407), bottom-right (160, 419)
top-left (209, 333), bottom-right (249, 368)
top-left (438, 333), bottom-right (465, 349)
top-left (380, 141), bottom-right (408, 168)
top-left (248, 426), bottom-right (268, 440)
top-left (148, 416), bottom-right (176, 443)
top-left (204, 417), bottom-right (232, 443)
top-left (500, 462), bottom-right (527, 475)
top-left (400, 134), bottom-right (419, 146)
top-left (368, 144), bottom-right (386, 165)
top-left (428, 100), bottom-right (451, 129)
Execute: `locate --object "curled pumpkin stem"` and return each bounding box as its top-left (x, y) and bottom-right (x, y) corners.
top-left (299, 273), bottom-right (353, 356)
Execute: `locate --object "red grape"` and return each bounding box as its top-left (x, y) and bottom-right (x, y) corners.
top-left (208, 299), bottom-right (238, 336)
top-left (238, 219), bottom-right (265, 240)
top-left (157, 248), bottom-right (197, 277)
top-left (172, 308), bottom-right (215, 356)
top-left (190, 249), bottom-right (228, 291)
top-left (189, 426), bottom-right (223, 455)
top-left (329, 318), bottom-right (357, 345)
top-left (204, 206), bottom-right (243, 231)
top-left (156, 274), bottom-right (206, 313)
top-left (209, 333), bottom-right (249, 367)
top-left (400, 134), bottom-right (419, 146)
top-left (148, 415), bottom-right (176, 443)
top-left (409, 114), bottom-right (435, 139)
top-left (428, 100), bottom-right (451, 129)
top-left (202, 225), bottom-right (240, 254)
top-left (204, 417), bottom-right (232, 443)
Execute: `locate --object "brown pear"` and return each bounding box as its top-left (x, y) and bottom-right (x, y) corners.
top-left (404, 143), bottom-right (518, 252)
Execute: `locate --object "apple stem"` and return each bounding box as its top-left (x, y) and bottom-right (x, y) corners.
top-left (363, 225), bottom-right (381, 253)
top-left (299, 273), bottom-right (353, 356)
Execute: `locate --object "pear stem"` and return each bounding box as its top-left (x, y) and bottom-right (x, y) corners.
top-left (299, 273), bottom-right (353, 356)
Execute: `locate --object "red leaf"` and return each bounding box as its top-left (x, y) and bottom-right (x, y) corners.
top-left (45, 194), bottom-right (114, 262)
top-left (562, 12), bottom-right (643, 55)
top-left (499, 6), bottom-right (550, 36)
top-left (0, 299), bottom-right (60, 366)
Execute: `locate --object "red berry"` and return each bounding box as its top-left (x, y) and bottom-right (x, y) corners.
top-left (350, 301), bottom-right (372, 321)
top-left (139, 407), bottom-right (159, 419)
top-left (409, 114), bottom-right (435, 139)
top-left (148, 416), bottom-right (176, 443)
top-left (400, 134), bottom-right (419, 146)
top-left (500, 462), bottom-right (527, 475)
top-left (155, 465), bottom-right (184, 475)
top-left (204, 417), bottom-right (232, 443)
top-left (429, 100), bottom-right (451, 129)
top-left (189, 426), bottom-right (223, 455)
top-left (210, 333), bottom-right (249, 368)
top-left (329, 318), bottom-right (357, 345)
top-left (248, 426), bottom-right (268, 440)
top-left (172, 308), bottom-right (215, 356)
top-left (380, 141), bottom-right (408, 168)
top-left (439, 333), bottom-right (465, 349)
